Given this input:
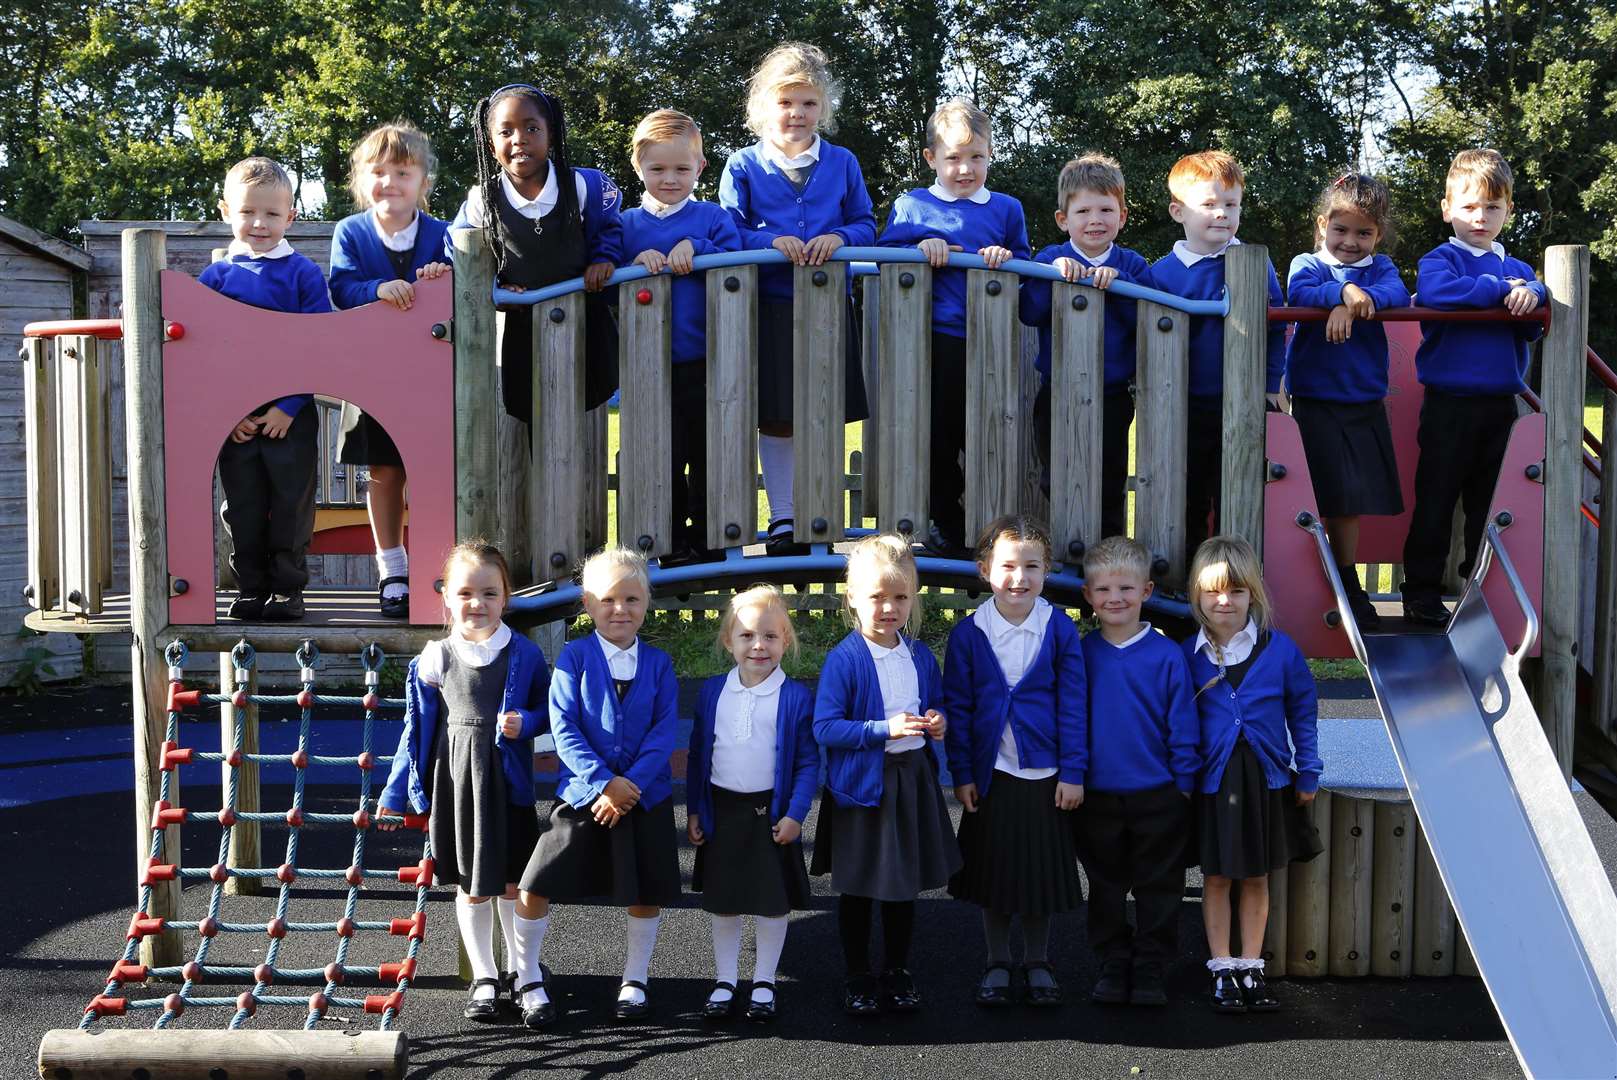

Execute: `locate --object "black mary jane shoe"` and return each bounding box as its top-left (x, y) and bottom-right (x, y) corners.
top-left (765, 519), bottom-right (810, 557)
top-left (1020, 961), bottom-right (1065, 1007)
top-left (516, 966), bottom-right (557, 1029)
top-left (842, 974), bottom-right (881, 1017)
top-left (1211, 969), bottom-right (1248, 1013)
top-left (463, 977), bottom-right (505, 1022)
top-left (614, 980), bottom-right (651, 1021)
top-left (702, 980), bottom-right (739, 1022)
top-left (745, 981), bottom-right (778, 1024)
top-left (378, 576), bottom-right (410, 619)
top-left (973, 962), bottom-right (1017, 1008)
top-left (881, 967), bottom-right (922, 1013)
top-left (1240, 968), bottom-right (1280, 1012)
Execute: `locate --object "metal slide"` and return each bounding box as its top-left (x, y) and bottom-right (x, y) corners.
top-left (1302, 517), bottom-right (1617, 1079)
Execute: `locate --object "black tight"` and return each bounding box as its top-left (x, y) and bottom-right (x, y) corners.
top-left (838, 895), bottom-right (916, 973)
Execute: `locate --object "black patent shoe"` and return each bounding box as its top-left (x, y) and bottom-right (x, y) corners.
top-left (1402, 594), bottom-right (1450, 628)
top-left (1211, 969), bottom-right (1247, 1013)
top-left (378, 576), bottom-right (410, 619)
top-left (614, 979), bottom-right (650, 1021)
top-left (974, 962), bottom-right (1016, 1008)
top-left (463, 977), bottom-right (504, 1022)
top-left (1090, 961), bottom-right (1129, 1005)
top-left (745, 981), bottom-right (778, 1024)
top-left (881, 967), bottom-right (922, 1012)
top-left (1240, 967), bottom-right (1280, 1011)
top-left (702, 980), bottom-right (739, 1022)
top-left (1020, 961), bottom-right (1064, 1007)
top-left (516, 967), bottom-right (557, 1029)
top-left (765, 519), bottom-right (810, 557)
top-left (843, 973), bottom-right (881, 1016)
top-left (1128, 961), bottom-right (1167, 1006)
top-left (227, 593), bottom-right (269, 620)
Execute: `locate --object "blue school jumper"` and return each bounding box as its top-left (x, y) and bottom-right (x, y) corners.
top-left (547, 636), bottom-right (679, 811)
top-left (717, 141), bottom-right (876, 302)
top-left (619, 200), bottom-right (743, 364)
top-left (1019, 242), bottom-right (1150, 387)
top-left (941, 606), bottom-right (1088, 794)
top-left (1182, 630), bottom-right (1321, 795)
top-left (198, 251), bottom-right (331, 417)
top-left (1146, 245), bottom-right (1286, 400)
top-left (448, 167), bottom-right (625, 268)
top-left (1284, 253), bottom-right (1411, 401)
top-left (877, 187), bottom-right (1032, 339)
top-left (327, 210), bottom-right (453, 310)
top-left (1080, 629), bottom-right (1200, 793)
top-left (813, 631), bottom-right (945, 808)
top-left (379, 633), bottom-right (551, 813)
top-left (1413, 240), bottom-right (1547, 395)
top-left (687, 673), bottom-right (819, 837)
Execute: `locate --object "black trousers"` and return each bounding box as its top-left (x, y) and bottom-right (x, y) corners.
top-left (930, 331), bottom-right (969, 542)
top-left (1035, 382), bottom-right (1135, 541)
top-left (1184, 398), bottom-right (1224, 568)
top-left (1072, 784), bottom-right (1190, 967)
top-left (670, 361), bottom-right (708, 553)
top-left (218, 403), bottom-right (318, 595)
top-left (1401, 389), bottom-right (1519, 601)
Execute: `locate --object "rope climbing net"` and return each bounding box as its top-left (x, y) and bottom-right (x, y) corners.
top-left (81, 640), bottom-right (434, 1032)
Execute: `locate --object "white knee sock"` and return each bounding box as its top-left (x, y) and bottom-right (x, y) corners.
top-left (495, 897), bottom-right (519, 973)
top-left (752, 915), bottom-right (788, 1001)
top-left (710, 915), bottom-right (742, 1000)
top-left (456, 895), bottom-right (498, 1000)
top-left (757, 435), bottom-right (795, 526)
top-left (620, 912), bottom-right (662, 1003)
top-left (512, 912), bottom-right (550, 1008)
top-left (377, 545), bottom-right (408, 599)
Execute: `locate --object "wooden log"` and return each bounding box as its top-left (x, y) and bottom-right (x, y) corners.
top-left (1593, 391), bottom-right (1617, 743)
top-left (1049, 281), bottom-right (1105, 564)
top-left (706, 265), bottom-right (759, 550)
top-left (1370, 801), bottom-right (1416, 977)
top-left (1412, 823), bottom-right (1456, 976)
top-left (1133, 300), bottom-right (1190, 584)
top-left (792, 262), bottom-right (846, 544)
top-left (860, 273), bottom-right (881, 522)
top-left (964, 268), bottom-right (1023, 539)
top-left (1221, 244), bottom-right (1270, 557)
top-left (877, 263), bottom-right (931, 537)
top-left (1262, 866), bottom-right (1289, 977)
top-left (1327, 794), bottom-right (1374, 976)
top-left (21, 334), bottom-right (59, 610)
top-left (219, 652), bottom-right (261, 896)
top-left (530, 292), bottom-right (587, 581)
top-left (617, 276), bottom-right (674, 559)
top-left (584, 404), bottom-right (610, 552)
top-left (1285, 789), bottom-right (1331, 976)
top-left (451, 227), bottom-right (499, 542)
top-left (37, 1028), bottom-right (408, 1079)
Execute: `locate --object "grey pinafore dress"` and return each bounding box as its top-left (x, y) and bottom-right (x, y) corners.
top-left (429, 645), bottom-right (524, 897)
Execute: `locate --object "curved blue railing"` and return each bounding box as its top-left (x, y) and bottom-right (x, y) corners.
top-left (491, 246), bottom-right (1230, 316)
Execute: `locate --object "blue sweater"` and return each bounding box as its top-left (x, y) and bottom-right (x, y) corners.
top-left (379, 633), bottom-right (551, 814)
top-left (1183, 630), bottom-right (1322, 795)
top-left (327, 210), bottom-right (452, 310)
top-left (1413, 241), bottom-right (1547, 395)
top-left (1081, 628), bottom-right (1200, 793)
top-left (619, 200), bottom-right (743, 364)
top-left (942, 606), bottom-right (1088, 793)
top-left (686, 672), bottom-right (819, 838)
top-left (448, 167), bottom-right (625, 270)
top-left (548, 636), bottom-right (679, 811)
top-left (1019, 241), bottom-right (1150, 386)
top-left (1146, 247), bottom-right (1286, 399)
top-left (812, 631), bottom-right (946, 808)
top-left (718, 141), bottom-right (877, 302)
top-left (198, 251), bottom-right (331, 417)
top-left (1284, 253), bottom-right (1411, 401)
top-left (878, 188), bottom-right (1032, 339)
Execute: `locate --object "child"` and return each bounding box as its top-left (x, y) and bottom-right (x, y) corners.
top-left (1400, 149), bottom-right (1545, 626)
top-left (1076, 536), bottom-right (1199, 1006)
top-left (1146, 151), bottom-right (1286, 566)
top-left (1019, 153), bottom-right (1150, 539)
top-left (327, 123), bottom-right (453, 617)
top-left (719, 42), bottom-right (875, 555)
top-left (687, 585), bottom-right (817, 1023)
top-left (376, 541), bottom-right (550, 1022)
top-left (943, 515), bottom-right (1086, 1007)
top-left (811, 534), bottom-right (960, 1014)
top-left (200, 156), bottom-right (332, 622)
top-left (622, 109), bottom-right (743, 563)
top-left (1285, 172), bottom-right (1411, 631)
top-left (879, 98), bottom-right (1031, 556)
top-left (453, 83), bottom-right (623, 422)
top-left (1183, 535), bottom-right (1323, 1013)
top-left (519, 547), bottom-right (680, 1023)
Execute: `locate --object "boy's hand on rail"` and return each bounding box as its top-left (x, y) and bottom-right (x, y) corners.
top-left (1053, 257), bottom-right (1083, 282)
top-left (1341, 282), bottom-right (1374, 319)
top-left (772, 235), bottom-right (807, 264)
top-left (1088, 265), bottom-right (1118, 290)
top-left (584, 261), bottom-right (615, 292)
top-left (918, 238), bottom-right (960, 268)
top-left (377, 279), bottom-right (415, 311)
top-left (256, 406), bottom-right (294, 439)
top-left (375, 805), bottom-right (402, 832)
top-left (978, 245), bottom-right (1012, 270)
top-left (1325, 304), bottom-right (1355, 344)
top-left (230, 416), bottom-right (261, 444)
top-left (803, 233), bottom-right (843, 266)
top-left (415, 261), bottom-right (450, 281)
top-left (667, 239), bottom-right (696, 275)
top-left (1503, 284), bottom-right (1540, 316)
top-left (634, 248), bottom-right (668, 275)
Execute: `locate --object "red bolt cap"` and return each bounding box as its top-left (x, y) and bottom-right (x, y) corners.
top-left (164, 321), bottom-right (185, 341)
top-left (635, 287), bottom-right (653, 305)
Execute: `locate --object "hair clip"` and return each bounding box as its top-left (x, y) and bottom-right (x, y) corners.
top-left (1333, 173), bottom-right (1357, 188)
top-left (489, 82), bottom-right (543, 97)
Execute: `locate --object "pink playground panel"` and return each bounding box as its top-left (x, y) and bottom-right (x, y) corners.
top-left (159, 272), bottom-right (455, 626)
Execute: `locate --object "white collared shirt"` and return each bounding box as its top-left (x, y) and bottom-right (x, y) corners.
top-left (1195, 617), bottom-right (1260, 667)
top-left (974, 597), bottom-right (1057, 779)
top-left (460, 170), bottom-right (591, 227)
top-left (761, 135), bottom-right (821, 172)
top-left (1073, 242), bottom-right (1114, 266)
top-left (1447, 235), bottom-right (1507, 259)
top-left (1316, 247), bottom-right (1375, 269)
top-left (595, 632), bottom-right (640, 681)
top-left (1172, 236), bottom-right (1242, 267)
top-left (226, 238), bottom-right (294, 260)
top-left (370, 207), bottom-right (420, 252)
top-left (927, 182), bottom-right (992, 205)
top-left (711, 666), bottom-right (783, 793)
top-left (639, 192), bottom-right (690, 218)
top-left (865, 635), bottom-right (924, 753)
top-left (417, 621), bottom-right (513, 687)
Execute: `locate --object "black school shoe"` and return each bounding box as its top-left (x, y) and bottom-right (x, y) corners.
top-left (765, 519), bottom-right (810, 557)
top-left (843, 973), bottom-right (881, 1016)
top-left (516, 966), bottom-right (557, 1029)
top-left (702, 980), bottom-right (739, 1022)
top-left (614, 980), bottom-right (650, 1021)
top-left (1090, 960), bottom-right (1130, 1005)
top-left (1020, 961), bottom-right (1064, 1007)
top-left (227, 592), bottom-right (269, 620)
top-left (1339, 568), bottom-right (1382, 631)
top-left (974, 962), bottom-right (1017, 1008)
top-left (745, 981), bottom-right (778, 1024)
top-left (463, 977), bottom-right (504, 1022)
top-left (378, 576), bottom-right (410, 619)
top-left (1239, 967), bottom-right (1280, 1011)
top-left (1128, 961), bottom-right (1168, 1006)
top-left (262, 591), bottom-right (305, 621)
top-left (1402, 593), bottom-right (1450, 628)
top-left (881, 967), bottom-right (922, 1012)
top-left (1210, 969), bottom-right (1247, 1013)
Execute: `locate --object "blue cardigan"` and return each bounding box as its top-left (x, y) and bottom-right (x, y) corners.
top-left (686, 672), bottom-right (819, 837)
top-left (619, 200), bottom-right (743, 364)
top-left (1146, 247), bottom-right (1286, 400)
top-left (327, 210), bottom-right (453, 310)
top-left (877, 188), bottom-right (1032, 339)
top-left (378, 632), bottom-right (551, 814)
top-left (942, 606), bottom-right (1088, 793)
top-left (1413, 241), bottom-right (1547, 395)
top-left (548, 636), bottom-right (679, 811)
top-left (198, 251), bottom-right (331, 418)
top-left (1081, 628), bottom-right (1201, 793)
top-left (1019, 241), bottom-right (1150, 387)
top-left (812, 631), bottom-right (945, 808)
top-left (1284, 252), bottom-right (1411, 402)
top-left (1183, 629), bottom-right (1322, 795)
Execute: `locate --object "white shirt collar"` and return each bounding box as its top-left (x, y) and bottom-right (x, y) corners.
top-left (595, 632), bottom-right (640, 678)
top-left (864, 634), bottom-right (911, 662)
top-left (761, 135), bottom-right (821, 171)
top-left (927, 182), bottom-right (992, 205)
top-left (370, 207), bottom-right (420, 252)
top-left (1448, 235), bottom-right (1506, 259)
top-left (449, 621), bottom-right (512, 667)
top-left (640, 192), bottom-right (690, 218)
top-left (1194, 617), bottom-right (1259, 664)
top-left (1317, 247), bottom-right (1375, 269)
top-left (1173, 236), bottom-right (1241, 267)
top-left (1072, 242), bottom-right (1113, 266)
top-left (725, 665), bottom-right (785, 697)
top-left (501, 167), bottom-right (559, 215)
top-left (226, 238), bottom-right (294, 260)
top-left (975, 595), bottom-right (1050, 642)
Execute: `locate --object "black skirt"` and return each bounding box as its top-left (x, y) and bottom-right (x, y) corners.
top-left (1197, 738), bottom-right (1324, 879)
top-left (756, 296), bottom-right (870, 428)
top-left (520, 797), bottom-right (682, 907)
top-left (809, 748), bottom-right (962, 901)
top-left (691, 786), bottom-right (812, 916)
top-left (1291, 396), bottom-right (1404, 518)
top-left (949, 772), bottom-right (1083, 916)
top-left (335, 405), bottom-right (403, 467)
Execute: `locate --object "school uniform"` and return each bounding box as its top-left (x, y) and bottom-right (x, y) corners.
top-left (1184, 623), bottom-right (1324, 879)
top-left (687, 668), bottom-right (817, 916)
top-left (942, 598), bottom-right (1085, 916)
top-left (810, 631), bottom-right (962, 901)
top-left (879, 186), bottom-right (1032, 543)
top-left (1020, 241), bottom-right (1150, 538)
top-left (1075, 625), bottom-right (1199, 969)
top-left (717, 137), bottom-right (873, 426)
top-left (379, 626), bottom-right (550, 895)
top-left (1402, 238), bottom-right (1547, 603)
top-left (521, 633), bottom-right (681, 905)
top-left (327, 208), bottom-right (453, 466)
top-left (1284, 251), bottom-right (1411, 518)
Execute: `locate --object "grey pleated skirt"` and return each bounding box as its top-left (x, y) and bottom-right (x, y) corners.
top-left (949, 771), bottom-right (1083, 916)
top-left (428, 716), bottom-right (537, 897)
top-left (810, 748), bottom-right (962, 901)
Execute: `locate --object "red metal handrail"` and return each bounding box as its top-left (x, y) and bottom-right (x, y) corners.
top-left (22, 319), bottom-right (124, 340)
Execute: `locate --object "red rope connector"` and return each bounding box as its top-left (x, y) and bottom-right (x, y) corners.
top-left (161, 742), bottom-right (193, 769)
top-left (140, 858), bottom-right (178, 884)
top-left (231, 688), bottom-right (248, 709)
top-left (397, 857), bottom-right (435, 886)
top-left (379, 957), bottom-right (418, 983)
top-left (356, 750), bottom-right (376, 770)
top-left (151, 801), bottom-right (186, 828)
top-left (285, 807), bottom-right (304, 826)
top-left (363, 990), bottom-right (405, 1015)
top-left (125, 914), bottom-right (165, 940)
top-left (235, 991), bottom-right (256, 1017)
top-left (85, 995), bottom-right (127, 1018)
top-left (266, 917), bottom-right (287, 939)
top-left (108, 961), bottom-right (147, 984)
top-left (163, 992), bottom-right (185, 1017)
top-left (389, 912), bottom-right (427, 940)
top-left (166, 686), bottom-right (202, 712)
top-left (323, 961), bottom-right (346, 985)
top-left (276, 862), bottom-right (297, 884)
top-left (336, 916), bottom-right (357, 938)
top-left (402, 814), bottom-right (429, 831)
top-left (351, 809), bottom-right (371, 830)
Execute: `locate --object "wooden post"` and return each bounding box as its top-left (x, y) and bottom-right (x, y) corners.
top-left (1593, 391), bottom-right (1617, 743)
top-left (1049, 282), bottom-right (1105, 563)
top-left (452, 228), bottom-right (498, 542)
top-left (1327, 794), bottom-right (1374, 976)
top-left (584, 406), bottom-right (610, 552)
top-left (1412, 823), bottom-right (1456, 976)
top-left (58, 334), bottom-right (110, 613)
top-left (37, 1028), bottom-right (408, 1079)
top-left (531, 293), bottom-right (587, 580)
top-left (860, 274), bottom-right (881, 522)
top-left (964, 268), bottom-right (1023, 539)
top-left (1538, 245), bottom-right (1590, 775)
top-left (1370, 801), bottom-right (1416, 977)
top-left (122, 227), bottom-right (181, 967)
top-left (1262, 866), bottom-right (1289, 977)
top-left (617, 276), bottom-right (674, 559)
top-left (1133, 300), bottom-right (1190, 584)
top-left (792, 263), bottom-right (846, 544)
top-left (21, 335), bottom-right (59, 610)
top-left (1285, 789), bottom-right (1331, 976)
top-left (877, 264), bottom-right (931, 537)
top-left (1222, 244), bottom-right (1270, 556)
top-left (706, 266), bottom-right (758, 551)
top-left (219, 652), bottom-right (261, 896)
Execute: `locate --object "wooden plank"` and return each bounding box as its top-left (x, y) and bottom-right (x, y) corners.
top-left (1285, 788), bottom-right (1331, 976)
top-left (584, 404), bottom-right (609, 552)
top-left (1133, 300), bottom-right (1189, 584)
top-left (792, 262), bottom-right (845, 544)
top-left (1222, 244), bottom-right (1270, 556)
top-left (859, 274), bottom-right (881, 522)
top-left (21, 335), bottom-right (58, 610)
top-left (706, 265), bottom-right (758, 550)
top-left (1412, 823), bottom-right (1456, 975)
top-left (0, 214), bottom-right (92, 268)
top-left (452, 229), bottom-right (498, 543)
top-left (1370, 801), bottom-right (1416, 977)
top-left (219, 652), bottom-right (261, 896)
top-left (876, 263), bottom-right (930, 537)
top-left (1594, 392), bottom-right (1617, 742)
top-left (1050, 281), bottom-right (1105, 562)
top-left (37, 1028), bottom-right (407, 1080)
top-left (964, 268), bottom-right (1024, 539)
top-left (617, 275), bottom-right (674, 558)
top-left (1262, 865), bottom-right (1289, 977)
top-left (87, 336), bottom-right (114, 594)
top-left (531, 293), bottom-right (587, 581)
top-left (57, 335), bottom-right (92, 611)
top-left (1327, 794), bottom-right (1374, 976)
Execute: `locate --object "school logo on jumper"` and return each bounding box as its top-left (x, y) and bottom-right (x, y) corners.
top-left (601, 176), bottom-right (621, 211)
